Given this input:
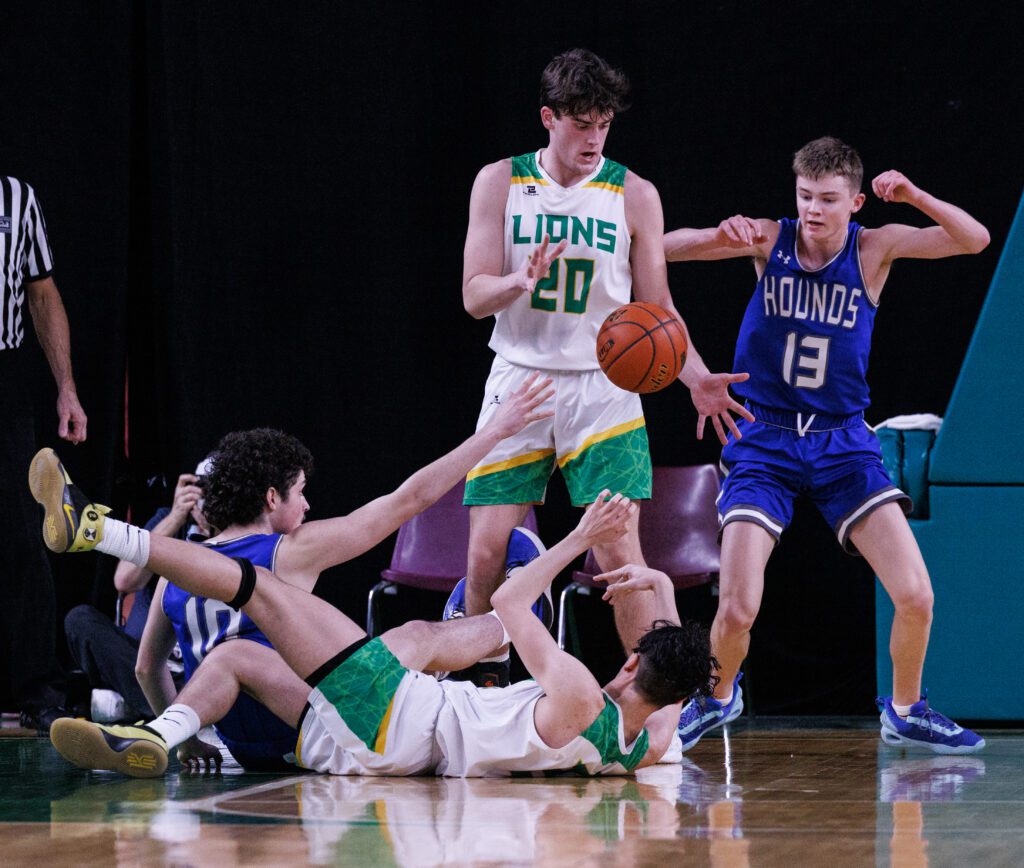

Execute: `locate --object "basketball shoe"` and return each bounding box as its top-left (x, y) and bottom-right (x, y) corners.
top-left (443, 527), bottom-right (553, 629)
top-left (877, 694), bottom-right (985, 754)
top-left (29, 448), bottom-right (110, 553)
top-left (442, 527), bottom-right (551, 688)
top-left (50, 718), bottom-right (169, 778)
top-left (677, 672), bottom-right (744, 751)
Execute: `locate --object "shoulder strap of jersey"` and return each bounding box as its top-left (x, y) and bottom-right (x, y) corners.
top-left (584, 158), bottom-right (627, 195)
top-left (581, 694), bottom-right (650, 771)
top-left (510, 152), bottom-right (547, 187)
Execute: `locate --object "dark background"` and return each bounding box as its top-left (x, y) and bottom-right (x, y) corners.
top-left (1, 1), bottom-right (1020, 712)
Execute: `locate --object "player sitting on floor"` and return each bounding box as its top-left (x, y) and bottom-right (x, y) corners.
top-left (35, 447), bottom-right (716, 778)
top-left (663, 136), bottom-right (989, 754)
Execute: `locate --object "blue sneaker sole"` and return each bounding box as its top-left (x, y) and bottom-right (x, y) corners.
top-left (879, 721), bottom-right (986, 755)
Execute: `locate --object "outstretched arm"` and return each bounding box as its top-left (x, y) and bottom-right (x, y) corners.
top-left (276, 374), bottom-right (555, 590)
top-left (664, 216), bottom-right (777, 262)
top-left (628, 178), bottom-right (755, 444)
top-left (593, 564), bottom-right (679, 625)
top-left (492, 494), bottom-right (637, 742)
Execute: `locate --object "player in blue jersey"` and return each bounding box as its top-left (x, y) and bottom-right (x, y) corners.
top-left (663, 137), bottom-right (990, 754)
top-left (135, 430), bottom-right (315, 771)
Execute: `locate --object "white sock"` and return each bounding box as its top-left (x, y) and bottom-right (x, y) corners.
top-left (146, 703), bottom-right (201, 749)
top-left (892, 702), bottom-right (914, 718)
top-left (96, 518), bottom-right (151, 567)
top-left (717, 691), bottom-right (733, 706)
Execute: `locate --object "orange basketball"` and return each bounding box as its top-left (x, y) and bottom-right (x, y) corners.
top-left (596, 302), bottom-right (688, 393)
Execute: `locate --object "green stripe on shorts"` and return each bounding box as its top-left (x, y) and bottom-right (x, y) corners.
top-left (562, 425), bottom-right (652, 505)
top-left (464, 453), bottom-right (555, 506)
top-left (315, 637), bottom-right (405, 752)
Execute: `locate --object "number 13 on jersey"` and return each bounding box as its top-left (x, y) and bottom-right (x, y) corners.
top-left (531, 257), bottom-right (595, 314)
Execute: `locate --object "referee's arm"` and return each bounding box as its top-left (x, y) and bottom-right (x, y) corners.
top-left (27, 276), bottom-right (88, 443)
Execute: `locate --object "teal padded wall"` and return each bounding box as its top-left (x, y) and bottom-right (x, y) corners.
top-left (875, 487), bottom-right (1024, 718)
top-left (929, 192), bottom-right (1024, 484)
top-left (876, 189), bottom-right (1024, 718)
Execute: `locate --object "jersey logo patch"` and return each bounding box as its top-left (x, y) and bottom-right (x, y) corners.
top-left (776, 250), bottom-right (791, 265)
top-left (524, 185), bottom-right (539, 196)
top-left (0, 216), bottom-right (10, 234)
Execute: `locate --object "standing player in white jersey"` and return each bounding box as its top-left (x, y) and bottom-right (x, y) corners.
top-left (35, 449), bottom-right (717, 779)
top-left (456, 49), bottom-right (752, 682)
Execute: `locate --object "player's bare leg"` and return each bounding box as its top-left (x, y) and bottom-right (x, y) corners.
top-left (175, 640), bottom-right (310, 729)
top-left (848, 502), bottom-right (933, 706)
top-left (711, 521), bottom-right (773, 699)
top-left (590, 504), bottom-right (652, 651)
top-left (465, 503), bottom-right (532, 616)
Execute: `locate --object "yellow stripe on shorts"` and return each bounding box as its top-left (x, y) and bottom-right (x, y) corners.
top-left (466, 447), bottom-right (556, 482)
top-left (557, 417), bottom-right (646, 468)
top-left (374, 695), bottom-right (397, 754)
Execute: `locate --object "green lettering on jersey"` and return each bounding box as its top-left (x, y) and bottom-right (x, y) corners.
top-left (596, 219), bottom-right (617, 253)
top-left (511, 214), bottom-right (531, 245)
top-left (546, 214), bottom-right (569, 244)
top-left (563, 259), bottom-right (594, 314)
top-left (571, 216), bottom-right (594, 246)
top-left (531, 260), bottom-right (559, 311)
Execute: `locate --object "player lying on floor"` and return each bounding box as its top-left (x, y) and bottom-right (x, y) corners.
top-left (34, 446), bottom-right (716, 777)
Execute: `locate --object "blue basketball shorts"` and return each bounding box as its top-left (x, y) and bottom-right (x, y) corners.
top-left (215, 691), bottom-right (300, 771)
top-left (717, 404), bottom-right (911, 556)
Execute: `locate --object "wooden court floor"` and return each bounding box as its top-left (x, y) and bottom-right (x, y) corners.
top-left (1, 719), bottom-right (1021, 867)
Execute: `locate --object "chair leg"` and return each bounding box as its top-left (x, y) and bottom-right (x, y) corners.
top-left (366, 580), bottom-right (396, 637)
top-left (557, 583), bottom-right (590, 655)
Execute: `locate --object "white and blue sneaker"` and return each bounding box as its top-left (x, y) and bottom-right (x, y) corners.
top-left (443, 527), bottom-right (552, 629)
top-left (877, 694), bottom-right (985, 755)
top-left (677, 672), bottom-right (744, 751)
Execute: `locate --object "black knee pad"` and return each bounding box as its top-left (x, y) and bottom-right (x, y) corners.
top-left (227, 557), bottom-right (257, 610)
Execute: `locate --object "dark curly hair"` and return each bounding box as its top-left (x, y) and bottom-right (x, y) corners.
top-left (633, 620), bottom-right (719, 708)
top-left (539, 48), bottom-right (631, 119)
top-left (200, 428), bottom-right (314, 530)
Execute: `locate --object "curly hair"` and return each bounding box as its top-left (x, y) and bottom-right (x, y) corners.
top-left (539, 48), bottom-right (631, 119)
top-left (633, 620), bottom-right (719, 708)
top-left (200, 428), bottom-right (314, 530)
top-left (793, 136), bottom-right (864, 193)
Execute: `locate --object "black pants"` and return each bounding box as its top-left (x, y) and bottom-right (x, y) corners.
top-left (64, 605), bottom-right (154, 720)
top-left (0, 348), bottom-right (65, 710)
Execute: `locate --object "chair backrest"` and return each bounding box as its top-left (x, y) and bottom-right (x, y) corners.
top-left (381, 480), bottom-right (539, 592)
top-left (575, 464), bottom-right (721, 589)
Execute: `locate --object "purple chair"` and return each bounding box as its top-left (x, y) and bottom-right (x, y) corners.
top-left (366, 480), bottom-right (540, 636)
top-left (557, 464), bottom-right (722, 651)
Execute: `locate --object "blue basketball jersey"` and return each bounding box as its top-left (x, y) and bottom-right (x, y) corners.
top-left (733, 218), bottom-right (877, 414)
top-left (162, 533), bottom-right (283, 680)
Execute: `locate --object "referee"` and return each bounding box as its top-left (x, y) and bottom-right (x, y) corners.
top-left (1, 176), bottom-right (87, 733)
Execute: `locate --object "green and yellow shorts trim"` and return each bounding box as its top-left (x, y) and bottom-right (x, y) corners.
top-left (296, 636), bottom-right (444, 775)
top-left (465, 357), bottom-right (653, 507)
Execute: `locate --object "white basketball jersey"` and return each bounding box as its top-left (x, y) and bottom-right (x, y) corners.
top-left (488, 150), bottom-right (632, 370)
top-left (434, 680), bottom-right (649, 777)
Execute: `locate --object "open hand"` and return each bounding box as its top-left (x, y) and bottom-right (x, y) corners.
top-left (487, 372), bottom-right (555, 439)
top-left (690, 372), bottom-right (754, 444)
top-left (592, 564), bottom-right (671, 605)
top-left (512, 234), bottom-right (568, 293)
top-left (576, 491), bottom-right (636, 547)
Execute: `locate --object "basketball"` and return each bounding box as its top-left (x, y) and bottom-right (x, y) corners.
top-left (596, 302), bottom-right (688, 393)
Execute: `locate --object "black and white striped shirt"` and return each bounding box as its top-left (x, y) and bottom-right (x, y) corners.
top-left (0, 176), bottom-right (55, 350)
